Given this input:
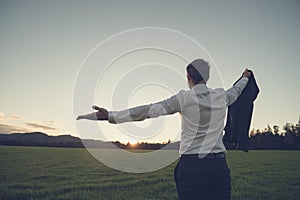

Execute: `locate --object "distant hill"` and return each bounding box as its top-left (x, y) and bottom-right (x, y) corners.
top-left (0, 132), bottom-right (84, 148)
top-left (0, 132), bottom-right (180, 150)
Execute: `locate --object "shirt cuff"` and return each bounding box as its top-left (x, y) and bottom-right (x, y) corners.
top-left (241, 76), bottom-right (249, 81)
top-left (236, 77), bottom-right (249, 87)
top-left (108, 111), bottom-right (116, 124)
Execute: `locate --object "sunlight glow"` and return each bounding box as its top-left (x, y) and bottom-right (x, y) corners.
top-left (128, 140), bottom-right (138, 147)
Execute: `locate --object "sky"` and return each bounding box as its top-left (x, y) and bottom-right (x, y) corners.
top-left (0, 0), bottom-right (299, 143)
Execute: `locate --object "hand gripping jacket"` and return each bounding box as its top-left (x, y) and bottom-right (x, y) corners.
top-left (223, 70), bottom-right (259, 152)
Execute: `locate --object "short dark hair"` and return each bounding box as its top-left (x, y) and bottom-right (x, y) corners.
top-left (186, 64), bottom-right (204, 83)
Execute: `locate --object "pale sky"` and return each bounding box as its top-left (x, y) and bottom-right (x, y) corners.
top-left (0, 0), bottom-right (299, 143)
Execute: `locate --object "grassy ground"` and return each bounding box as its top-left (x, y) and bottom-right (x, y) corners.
top-left (0, 146), bottom-right (299, 200)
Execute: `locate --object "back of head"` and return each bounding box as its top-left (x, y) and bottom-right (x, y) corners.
top-left (186, 59), bottom-right (210, 83)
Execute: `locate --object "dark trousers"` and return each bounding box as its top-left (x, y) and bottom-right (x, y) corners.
top-left (174, 155), bottom-right (231, 200)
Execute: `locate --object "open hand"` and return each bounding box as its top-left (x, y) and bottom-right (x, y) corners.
top-left (76, 105), bottom-right (108, 121)
top-left (92, 105), bottom-right (108, 120)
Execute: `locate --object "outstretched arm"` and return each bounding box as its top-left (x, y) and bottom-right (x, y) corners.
top-left (76, 93), bottom-right (182, 123)
top-left (108, 94), bottom-right (181, 124)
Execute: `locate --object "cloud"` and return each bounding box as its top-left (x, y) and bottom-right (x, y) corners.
top-left (10, 114), bottom-right (24, 120)
top-left (0, 115), bottom-right (58, 133)
top-left (44, 120), bottom-right (55, 126)
top-left (0, 113), bottom-right (5, 120)
top-left (25, 122), bottom-right (57, 130)
top-left (0, 114), bottom-right (59, 133)
top-left (0, 123), bottom-right (31, 133)
top-left (0, 113), bottom-right (24, 121)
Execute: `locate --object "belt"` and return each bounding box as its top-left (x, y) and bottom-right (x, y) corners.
top-left (181, 152), bottom-right (225, 159)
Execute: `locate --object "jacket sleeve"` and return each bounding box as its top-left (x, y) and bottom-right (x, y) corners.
top-left (108, 92), bottom-right (182, 124)
top-left (226, 77), bottom-right (248, 106)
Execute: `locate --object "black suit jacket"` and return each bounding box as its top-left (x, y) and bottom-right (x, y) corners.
top-left (223, 70), bottom-right (259, 152)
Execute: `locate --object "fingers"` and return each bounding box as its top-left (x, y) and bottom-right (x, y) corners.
top-left (92, 105), bottom-right (101, 110)
top-left (242, 68), bottom-right (252, 78)
top-left (76, 112), bottom-right (99, 121)
top-left (246, 68), bottom-right (251, 77)
top-left (76, 115), bottom-right (82, 120)
top-left (248, 70), bottom-right (252, 77)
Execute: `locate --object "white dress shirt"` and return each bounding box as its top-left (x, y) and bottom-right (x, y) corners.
top-left (108, 77), bottom-right (249, 155)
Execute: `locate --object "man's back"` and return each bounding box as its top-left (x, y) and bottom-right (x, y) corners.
top-left (178, 77), bottom-right (248, 155)
top-left (178, 84), bottom-right (227, 155)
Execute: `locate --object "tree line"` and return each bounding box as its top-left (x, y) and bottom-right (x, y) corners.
top-left (226, 118), bottom-right (300, 150)
top-left (114, 119), bottom-right (300, 150)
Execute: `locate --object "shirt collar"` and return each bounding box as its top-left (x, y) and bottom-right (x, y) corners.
top-left (191, 83), bottom-right (209, 93)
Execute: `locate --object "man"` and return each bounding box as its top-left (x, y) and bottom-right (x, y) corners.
top-left (77, 59), bottom-right (251, 200)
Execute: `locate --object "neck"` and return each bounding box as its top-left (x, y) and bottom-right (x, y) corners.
top-left (189, 80), bottom-right (206, 89)
top-left (192, 81), bottom-right (206, 86)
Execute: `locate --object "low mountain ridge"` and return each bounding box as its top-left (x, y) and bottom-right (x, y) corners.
top-left (0, 132), bottom-right (84, 147)
top-left (0, 132), bottom-right (180, 149)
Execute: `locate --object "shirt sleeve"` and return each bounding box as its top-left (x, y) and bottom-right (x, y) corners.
top-left (226, 77), bottom-right (249, 106)
top-left (108, 92), bottom-right (182, 124)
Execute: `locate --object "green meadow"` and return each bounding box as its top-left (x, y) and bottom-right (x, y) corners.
top-left (0, 146), bottom-right (299, 200)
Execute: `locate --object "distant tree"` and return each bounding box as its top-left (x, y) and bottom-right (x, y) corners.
top-left (283, 122), bottom-right (297, 149)
top-left (267, 124), bottom-right (272, 134)
top-left (250, 128), bottom-right (256, 137)
top-left (273, 125), bottom-right (280, 135)
top-left (283, 122), bottom-right (295, 135)
top-left (295, 117), bottom-right (300, 136)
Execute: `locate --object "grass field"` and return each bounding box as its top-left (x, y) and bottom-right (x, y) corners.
top-left (0, 146), bottom-right (299, 200)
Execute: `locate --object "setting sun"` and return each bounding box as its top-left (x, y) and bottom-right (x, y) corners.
top-left (128, 140), bottom-right (138, 147)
